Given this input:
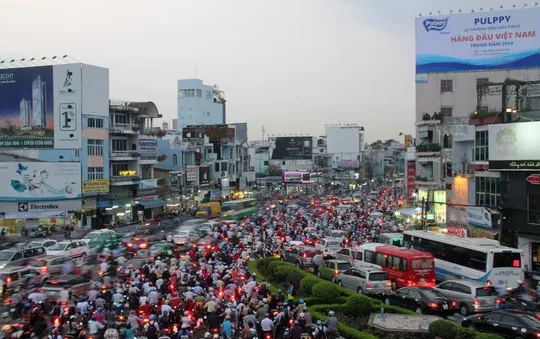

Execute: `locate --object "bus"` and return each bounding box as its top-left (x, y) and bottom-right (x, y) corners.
top-left (221, 198), bottom-right (257, 220)
top-left (403, 230), bottom-right (524, 288)
top-left (358, 243), bottom-right (436, 289)
top-left (377, 233), bottom-right (403, 247)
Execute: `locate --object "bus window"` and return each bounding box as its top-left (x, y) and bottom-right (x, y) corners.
top-left (493, 252), bottom-right (521, 268)
top-left (411, 258), bottom-right (434, 270)
top-left (375, 253), bottom-right (386, 267)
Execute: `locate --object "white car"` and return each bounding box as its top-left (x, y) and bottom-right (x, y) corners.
top-left (173, 229), bottom-right (198, 245)
top-left (47, 240), bottom-right (89, 262)
top-left (26, 239), bottom-right (57, 249)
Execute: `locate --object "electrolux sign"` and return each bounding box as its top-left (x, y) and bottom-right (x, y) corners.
top-left (0, 64), bottom-right (82, 149)
top-left (416, 7), bottom-right (540, 73)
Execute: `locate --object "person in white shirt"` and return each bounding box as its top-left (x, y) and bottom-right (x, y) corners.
top-left (76, 299), bottom-right (90, 314)
top-left (139, 295), bottom-right (148, 305)
top-left (59, 287), bottom-right (70, 302)
top-left (112, 292), bottom-right (124, 305)
top-left (99, 261), bottom-right (109, 274)
top-left (261, 314), bottom-right (274, 333)
top-left (156, 278), bottom-right (164, 290)
top-left (142, 281), bottom-right (152, 294)
top-left (161, 302), bottom-right (173, 317)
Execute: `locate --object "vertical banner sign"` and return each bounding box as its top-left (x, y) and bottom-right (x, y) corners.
top-left (406, 161), bottom-right (416, 200)
top-left (186, 166), bottom-right (197, 182)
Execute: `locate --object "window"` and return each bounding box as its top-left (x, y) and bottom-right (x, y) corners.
top-left (263, 161), bottom-right (269, 166)
top-left (530, 193), bottom-right (540, 224)
top-left (475, 176), bottom-right (500, 208)
top-left (112, 163), bottom-right (129, 176)
top-left (88, 139), bottom-right (103, 156)
top-left (111, 139), bottom-right (128, 152)
top-left (87, 117), bottom-right (104, 128)
top-left (441, 79), bottom-right (453, 92)
top-left (173, 154), bottom-right (178, 166)
top-left (183, 89), bottom-right (195, 98)
top-left (474, 130), bottom-right (489, 161)
top-left (88, 167), bottom-right (104, 180)
top-left (476, 78), bottom-right (489, 87)
top-left (114, 114), bottom-right (127, 125)
top-left (206, 90), bottom-right (212, 100)
top-left (196, 89), bottom-right (202, 98)
top-left (440, 107), bottom-right (453, 117)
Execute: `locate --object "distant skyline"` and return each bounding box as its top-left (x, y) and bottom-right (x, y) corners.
top-left (0, 0), bottom-right (515, 142)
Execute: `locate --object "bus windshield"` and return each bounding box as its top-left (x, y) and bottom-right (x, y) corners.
top-left (411, 258), bottom-right (434, 270)
top-left (493, 252), bottom-right (521, 268)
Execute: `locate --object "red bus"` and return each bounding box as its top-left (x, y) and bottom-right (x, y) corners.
top-left (358, 243), bottom-right (435, 289)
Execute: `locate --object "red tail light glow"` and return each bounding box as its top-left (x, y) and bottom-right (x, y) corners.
top-left (428, 302), bottom-right (438, 308)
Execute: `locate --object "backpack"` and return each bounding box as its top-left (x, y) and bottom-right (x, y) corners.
top-left (147, 321), bottom-right (158, 338)
top-left (316, 326), bottom-right (327, 339)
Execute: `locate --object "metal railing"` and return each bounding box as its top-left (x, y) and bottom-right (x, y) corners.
top-left (110, 150), bottom-right (141, 158)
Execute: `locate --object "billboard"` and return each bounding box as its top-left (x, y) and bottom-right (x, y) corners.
top-left (271, 137), bottom-right (312, 160)
top-left (416, 8), bottom-right (540, 73)
top-left (488, 121), bottom-right (540, 170)
top-left (406, 161), bottom-right (416, 200)
top-left (139, 178), bottom-right (159, 189)
top-left (139, 139), bottom-right (158, 152)
top-left (186, 165), bottom-right (197, 182)
top-left (82, 179), bottom-right (109, 194)
top-left (0, 64), bottom-right (82, 149)
top-left (0, 199), bottom-right (82, 213)
top-left (199, 166), bottom-right (210, 185)
top-left (0, 161), bottom-right (81, 201)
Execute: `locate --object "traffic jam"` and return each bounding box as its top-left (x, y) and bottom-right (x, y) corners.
top-left (0, 187), bottom-right (538, 339)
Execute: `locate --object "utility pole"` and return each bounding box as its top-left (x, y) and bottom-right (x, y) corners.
top-left (421, 197), bottom-right (426, 231)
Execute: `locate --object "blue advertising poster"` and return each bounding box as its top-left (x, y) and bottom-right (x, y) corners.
top-left (416, 7), bottom-right (540, 73)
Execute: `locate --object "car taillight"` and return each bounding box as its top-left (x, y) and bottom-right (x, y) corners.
top-left (127, 243), bottom-right (133, 247)
top-left (428, 302), bottom-right (438, 308)
top-left (302, 253), bottom-right (307, 258)
top-left (451, 301), bottom-right (456, 307)
top-left (473, 297), bottom-right (480, 306)
top-left (334, 270), bottom-right (340, 275)
top-left (140, 243), bottom-right (147, 249)
top-left (367, 281), bottom-right (371, 287)
top-left (535, 332), bottom-right (540, 338)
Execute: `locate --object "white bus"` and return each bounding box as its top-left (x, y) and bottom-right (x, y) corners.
top-left (403, 230), bottom-right (524, 289)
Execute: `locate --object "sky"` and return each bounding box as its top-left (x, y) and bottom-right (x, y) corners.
top-left (0, 0), bottom-right (515, 143)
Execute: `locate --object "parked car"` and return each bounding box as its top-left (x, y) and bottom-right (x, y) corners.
top-left (27, 255), bottom-right (75, 275)
top-left (383, 286), bottom-right (457, 315)
top-left (0, 266), bottom-right (49, 299)
top-left (26, 239), bottom-right (57, 249)
top-left (336, 267), bottom-right (391, 295)
top-left (435, 279), bottom-right (500, 316)
top-left (334, 247), bottom-right (363, 266)
top-left (317, 260), bottom-right (352, 282)
top-left (41, 274), bottom-right (92, 300)
top-left (462, 309), bottom-right (540, 338)
top-left (281, 245), bottom-right (322, 269)
top-left (47, 240), bottom-right (89, 262)
top-left (0, 247), bottom-right (47, 269)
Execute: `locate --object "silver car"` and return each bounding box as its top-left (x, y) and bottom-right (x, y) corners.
top-left (27, 255), bottom-right (75, 275)
top-left (334, 248), bottom-right (363, 266)
top-left (435, 280), bottom-right (500, 315)
top-left (336, 267), bottom-right (391, 295)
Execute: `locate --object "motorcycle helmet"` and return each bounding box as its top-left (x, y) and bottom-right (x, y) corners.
top-left (298, 298), bottom-right (305, 304)
top-left (329, 310), bottom-right (335, 316)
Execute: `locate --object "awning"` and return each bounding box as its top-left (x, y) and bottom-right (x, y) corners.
top-left (137, 199), bottom-right (165, 209)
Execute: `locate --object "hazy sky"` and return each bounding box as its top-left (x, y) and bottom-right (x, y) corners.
top-left (1, 0), bottom-right (513, 142)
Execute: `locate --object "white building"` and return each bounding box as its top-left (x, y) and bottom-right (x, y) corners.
top-left (177, 79), bottom-right (226, 129)
top-left (19, 98), bottom-right (31, 130)
top-left (325, 124), bottom-right (364, 169)
top-left (31, 75), bottom-right (47, 128)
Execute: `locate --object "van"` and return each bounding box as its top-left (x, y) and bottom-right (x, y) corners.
top-left (0, 247), bottom-right (47, 269)
top-left (195, 202), bottom-right (221, 218)
top-left (336, 267), bottom-right (391, 295)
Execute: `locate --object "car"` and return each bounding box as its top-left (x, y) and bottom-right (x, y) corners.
top-left (383, 286), bottom-right (457, 315)
top-left (41, 274), bottom-right (92, 300)
top-left (150, 242), bottom-right (178, 257)
top-left (315, 238), bottom-right (342, 257)
top-left (435, 280), bottom-right (500, 316)
top-left (26, 239), bottom-right (57, 249)
top-left (27, 255), bottom-right (75, 275)
top-left (173, 229), bottom-right (199, 245)
top-left (336, 267), bottom-right (391, 295)
top-left (0, 247), bottom-right (47, 269)
top-left (317, 260), bottom-right (352, 282)
top-left (82, 229), bottom-right (123, 251)
top-left (47, 240), bottom-right (89, 262)
top-left (281, 245), bottom-right (322, 269)
top-left (334, 247), bottom-right (363, 266)
top-left (124, 237), bottom-right (149, 252)
top-left (462, 309), bottom-right (540, 338)
top-left (0, 266), bottom-right (49, 299)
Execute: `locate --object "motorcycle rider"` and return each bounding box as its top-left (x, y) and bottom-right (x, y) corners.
top-left (324, 311), bottom-right (338, 339)
top-left (221, 315), bottom-right (234, 339)
top-left (177, 324), bottom-right (192, 339)
top-left (314, 320), bottom-right (327, 339)
top-left (260, 313), bottom-right (274, 338)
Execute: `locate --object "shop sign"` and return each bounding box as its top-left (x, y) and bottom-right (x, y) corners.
top-left (139, 179), bottom-right (159, 189)
top-left (82, 179), bottom-right (110, 193)
top-left (119, 170), bottom-right (137, 176)
top-left (467, 206), bottom-right (492, 228)
top-left (0, 199), bottom-right (82, 213)
top-left (186, 166), bottom-right (197, 182)
top-left (97, 200), bottom-right (112, 208)
top-left (446, 225), bottom-right (467, 238)
top-left (527, 174), bottom-right (540, 185)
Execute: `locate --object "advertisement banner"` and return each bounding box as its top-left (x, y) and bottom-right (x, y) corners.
top-left (82, 179), bottom-right (109, 194)
top-left (0, 64), bottom-right (83, 149)
top-left (0, 199), bottom-right (82, 213)
top-left (0, 162), bottom-right (81, 201)
top-left (467, 206), bottom-right (493, 228)
top-left (139, 139), bottom-right (158, 152)
top-left (210, 188), bottom-right (221, 201)
top-left (406, 161), bottom-right (416, 200)
top-left (446, 225), bottom-right (468, 238)
top-left (199, 166), bottom-right (210, 185)
top-left (416, 8), bottom-right (540, 73)
top-left (283, 171), bottom-right (303, 183)
top-left (186, 165), bottom-right (197, 182)
top-left (489, 121), bottom-right (540, 170)
top-left (139, 178), bottom-right (159, 189)
top-left (271, 137), bottom-right (312, 160)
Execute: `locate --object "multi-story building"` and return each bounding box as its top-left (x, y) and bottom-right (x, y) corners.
top-left (19, 98), bottom-right (31, 129)
top-left (177, 79), bottom-right (226, 129)
top-left (415, 7), bottom-right (540, 256)
top-left (31, 75), bottom-right (47, 128)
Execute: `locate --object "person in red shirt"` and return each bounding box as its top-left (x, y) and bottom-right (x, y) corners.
top-left (139, 301), bottom-right (152, 316)
top-left (170, 292), bottom-right (181, 309)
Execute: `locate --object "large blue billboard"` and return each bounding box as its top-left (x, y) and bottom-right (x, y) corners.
top-left (416, 7), bottom-right (540, 73)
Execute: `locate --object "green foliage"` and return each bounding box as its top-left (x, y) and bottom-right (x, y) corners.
top-left (286, 271), bottom-right (304, 292)
top-left (261, 257), bottom-right (278, 274)
top-left (267, 261), bottom-right (288, 276)
top-left (473, 334), bottom-right (504, 339)
top-left (300, 276), bottom-right (321, 295)
top-left (456, 327), bottom-right (477, 339)
top-left (312, 282), bottom-right (341, 304)
top-left (308, 306), bottom-right (378, 339)
top-left (344, 294), bottom-right (373, 316)
top-left (428, 320), bottom-right (459, 339)
top-left (273, 266), bottom-right (297, 282)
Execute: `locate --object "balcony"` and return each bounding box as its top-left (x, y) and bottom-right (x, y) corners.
top-left (110, 150), bottom-right (141, 160)
top-left (416, 143), bottom-right (441, 157)
top-left (110, 175), bottom-right (140, 186)
top-left (415, 175), bottom-right (442, 187)
top-left (109, 123), bottom-right (140, 134)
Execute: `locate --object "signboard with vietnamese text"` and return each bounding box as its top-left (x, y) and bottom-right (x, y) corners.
top-left (82, 179), bottom-right (109, 193)
top-left (416, 7), bottom-right (540, 73)
top-left (186, 165), bottom-right (197, 182)
top-left (406, 161), bottom-right (416, 200)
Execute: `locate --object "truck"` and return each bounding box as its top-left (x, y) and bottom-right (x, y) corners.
top-left (195, 202), bottom-right (221, 218)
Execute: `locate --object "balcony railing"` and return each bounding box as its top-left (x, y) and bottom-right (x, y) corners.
top-left (416, 143), bottom-right (442, 152)
top-left (110, 175), bottom-right (140, 183)
top-left (111, 150), bottom-right (141, 158)
top-left (109, 123), bottom-right (140, 133)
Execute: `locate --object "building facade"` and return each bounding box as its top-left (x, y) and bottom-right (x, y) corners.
top-left (177, 79), bottom-right (226, 129)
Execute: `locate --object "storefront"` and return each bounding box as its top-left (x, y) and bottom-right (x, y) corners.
top-left (417, 189), bottom-right (447, 224)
